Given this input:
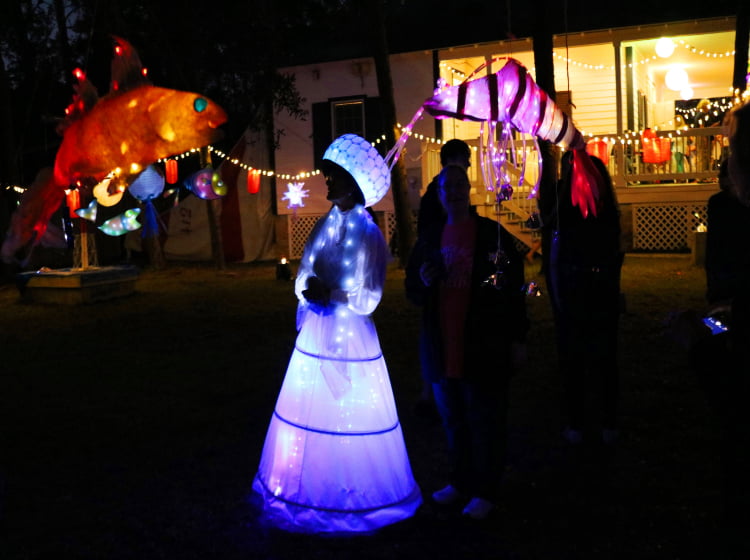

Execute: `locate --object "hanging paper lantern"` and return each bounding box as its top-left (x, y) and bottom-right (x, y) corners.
top-left (65, 189), bottom-right (80, 219)
top-left (93, 174), bottom-right (125, 207)
top-left (184, 167), bottom-right (225, 199)
top-left (211, 171), bottom-right (227, 196)
top-left (129, 165), bottom-right (165, 201)
top-left (98, 208), bottom-right (141, 236)
top-left (165, 159), bottom-right (178, 184)
top-left (75, 199), bottom-right (98, 222)
top-left (247, 170), bottom-right (260, 194)
top-left (642, 129), bottom-right (671, 164)
top-left (586, 139), bottom-right (610, 165)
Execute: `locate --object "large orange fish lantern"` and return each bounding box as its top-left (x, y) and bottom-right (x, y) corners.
top-left (1, 36), bottom-right (227, 265)
top-left (387, 57), bottom-right (603, 219)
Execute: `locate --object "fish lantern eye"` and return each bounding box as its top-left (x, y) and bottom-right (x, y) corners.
top-left (194, 97), bottom-right (208, 113)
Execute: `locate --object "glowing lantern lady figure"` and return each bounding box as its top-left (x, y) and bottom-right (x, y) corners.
top-left (253, 134), bottom-right (422, 533)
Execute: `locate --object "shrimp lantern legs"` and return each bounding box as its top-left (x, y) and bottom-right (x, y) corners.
top-left (421, 57), bottom-right (604, 219)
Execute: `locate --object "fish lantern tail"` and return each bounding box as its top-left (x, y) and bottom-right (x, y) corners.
top-left (1, 170), bottom-right (64, 264)
top-left (570, 148), bottom-right (602, 218)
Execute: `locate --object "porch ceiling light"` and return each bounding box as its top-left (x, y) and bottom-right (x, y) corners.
top-left (655, 37), bottom-right (675, 58)
top-left (665, 67), bottom-right (689, 91)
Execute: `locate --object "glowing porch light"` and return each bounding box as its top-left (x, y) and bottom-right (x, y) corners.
top-left (655, 38), bottom-right (675, 58)
top-left (665, 67), bottom-right (689, 91)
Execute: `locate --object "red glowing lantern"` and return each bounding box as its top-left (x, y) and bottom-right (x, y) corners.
top-left (247, 170), bottom-right (260, 194)
top-left (642, 129), bottom-right (671, 164)
top-left (586, 139), bottom-right (610, 165)
top-left (65, 189), bottom-right (80, 218)
top-left (165, 159), bottom-right (178, 184)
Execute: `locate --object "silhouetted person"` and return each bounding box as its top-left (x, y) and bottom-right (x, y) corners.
top-left (405, 165), bottom-right (528, 520)
top-left (542, 152), bottom-right (624, 447)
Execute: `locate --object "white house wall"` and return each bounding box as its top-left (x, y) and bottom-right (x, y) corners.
top-left (274, 50), bottom-right (435, 216)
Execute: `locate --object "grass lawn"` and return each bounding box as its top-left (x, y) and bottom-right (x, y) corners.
top-left (0, 254), bottom-right (728, 559)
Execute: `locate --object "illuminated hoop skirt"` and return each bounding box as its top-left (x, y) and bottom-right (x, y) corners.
top-left (253, 310), bottom-right (422, 533)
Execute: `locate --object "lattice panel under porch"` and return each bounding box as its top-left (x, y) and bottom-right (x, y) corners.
top-left (633, 204), bottom-right (707, 251)
top-left (288, 215), bottom-right (321, 259)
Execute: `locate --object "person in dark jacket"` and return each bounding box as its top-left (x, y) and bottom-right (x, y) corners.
top-left (705, 160), bottom-right (750, 307)
top-left (542, 152), bottom-right (624, 446)
top-left (412, 139), bottom-right (473, 418)
top-left (405, 165), bottom-right (528, 520)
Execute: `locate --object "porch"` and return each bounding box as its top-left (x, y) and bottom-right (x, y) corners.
top-left (422, 126), bottom-right (724, 256)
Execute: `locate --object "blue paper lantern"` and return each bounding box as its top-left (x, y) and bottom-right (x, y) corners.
top-left (129, 165), bottom-right (165, 201)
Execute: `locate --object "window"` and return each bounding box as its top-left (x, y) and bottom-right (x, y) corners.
top-left (312, 96), bottom-right (385, 168)
top-left (332, 100), bottom-right (365, 138)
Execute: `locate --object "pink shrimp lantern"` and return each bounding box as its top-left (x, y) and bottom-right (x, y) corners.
top-left (421, 58), bottom-right (603, 218)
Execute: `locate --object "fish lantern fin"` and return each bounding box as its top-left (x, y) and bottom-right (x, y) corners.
top-left (56, 70), bottom-right (100, 136)
top-left (110, 36), bottom-right (151, 93)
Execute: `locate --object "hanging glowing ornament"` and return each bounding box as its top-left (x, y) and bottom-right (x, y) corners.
top-left (184, 167), bottom-right (226, 199)
top-left (65, 189), bottom-right (80, 219)
top-left (211, 170), bottom-right (226, 196)
top-left (586, 138), bottom-right (610, 165)
top-left (129, 165), bottom-right (164, 201)
top-left (75, 199), bottom-right (98, 222)
top-left (93, 172), bottom-right (125, 207)
top-left (247, 170), bottom-right (260, 194)
top-left (282, 182), bottom-right (309, 208)
top-left (655, 37), bottom-right (675, 58)
top-left (680, 86), bottom-right (694, 100)
top-left (165, 159), bottom-right (178, 184)
top-left (129, 165), bottom-right (164, 239)
top-left (665, 67), bottom-right (689, 92)
top-left (98, 208), bottom-right (141, 236)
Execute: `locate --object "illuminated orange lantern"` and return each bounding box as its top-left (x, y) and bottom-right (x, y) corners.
top-left (247, 170), bottom-right (260, 194)
top-left (642, 129), bottom-right (671, 164)
top-left (165, 159), bottom-right (178, 184)
top-left (65, 189), bottom-right (80, 218)
top-left (586, 139), bottom-right (609, 165)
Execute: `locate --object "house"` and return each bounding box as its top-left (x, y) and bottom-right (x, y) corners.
top-left (264, 13), bottom-right (745, 259)
top-left (160, 12), bottom-right (743, 263)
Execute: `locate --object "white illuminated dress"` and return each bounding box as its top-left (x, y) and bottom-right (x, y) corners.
top-left (252, 202), bottom-right (422, 533)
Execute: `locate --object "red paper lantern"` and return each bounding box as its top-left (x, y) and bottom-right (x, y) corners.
top-left (165, 159), bottom-right (178, 184)
top-left (247, 170), bottom-right (260, 194)
top-left (642, 130), bottom-right (671, 164)
top-left (65, 189), bottom-right (80, 218)
top-left (586, 139), bottom-right (609, 165)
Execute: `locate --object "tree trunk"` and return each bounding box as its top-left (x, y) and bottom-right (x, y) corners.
top-left (365, 0), bottom-right (414, 267)
top-left (201, 147), bottom-right (225, 270)
top-left (0, 54), bottom-right (17, 248)
top-left (733, 2), bottom-right (749, 94)
top-left (533, 0), bottom-right (560, 267)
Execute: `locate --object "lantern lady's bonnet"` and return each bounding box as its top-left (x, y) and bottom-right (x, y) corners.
top-left (322, 134), bottom-right (391, 207)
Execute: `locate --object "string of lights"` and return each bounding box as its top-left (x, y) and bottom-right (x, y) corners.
top-left (4, 80), bottom-right (747, 195)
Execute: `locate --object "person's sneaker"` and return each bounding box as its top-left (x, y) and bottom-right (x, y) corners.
top-left (432, 484), bottom-right (462, 505)
top-left (562, 426), bottom-right (583, 445)
top-left (462, 497), bottom-right (495, 520)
